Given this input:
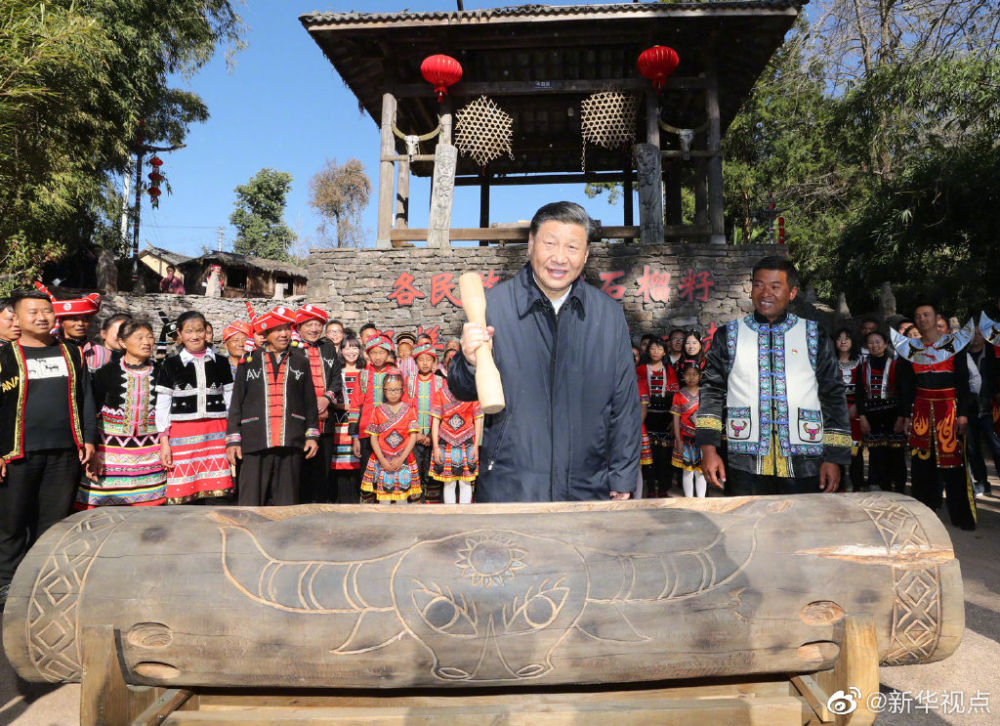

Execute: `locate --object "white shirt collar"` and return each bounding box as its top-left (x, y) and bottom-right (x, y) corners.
top-left (179, 348), bottom-right (213, 364)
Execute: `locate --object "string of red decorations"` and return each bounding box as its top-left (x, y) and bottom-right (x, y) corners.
top-left (148, 155), bottom-right (164, 207)
top-left (420, 54), bottom-right (463, 101)
top-left (637, 45), bottom-right (679, 91)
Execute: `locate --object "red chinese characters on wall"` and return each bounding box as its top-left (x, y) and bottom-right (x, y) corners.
top-left (598, 270), bottom-right (626, 300)
top-left (677, 269), bottom-right (715, 302)
top-left (429, 273), bottom-right (462, 308)
top-left (634, 265), bottom-right (672, 304)
top-left (387, 267), bottom-right (718, 308)
top-left (387, 272), bottom-right (426, 306)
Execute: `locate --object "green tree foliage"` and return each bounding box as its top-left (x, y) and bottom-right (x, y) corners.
top-left (230, 169), bottom-right (297, 262)
top-left (308, 159), bottom-right (372, 248)
top-left (725, 2), bottom-right (1000, 316)
top-left (0, 0), bottom-right (243, 289)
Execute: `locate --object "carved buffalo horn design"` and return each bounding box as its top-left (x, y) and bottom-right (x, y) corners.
top-left (220, 520), bottom-right (758, 681)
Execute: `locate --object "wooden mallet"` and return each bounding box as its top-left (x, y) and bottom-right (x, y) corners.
top-left (458, 272), bottom-right (506, 414)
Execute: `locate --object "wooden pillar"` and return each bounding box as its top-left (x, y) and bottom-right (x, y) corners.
top-left (666, 161), bottom-right (682, 226)
top-left (623, 164), bottom-right (634, 243)
top-left (375, 92), bottom-right (397, 249)
top-left (694, 158), bottom-right (708, 225)
top-left (428, 98), bottom-right (456, 250)
top-left (395, 158), bottom-right (410, 230)
top-left (80, 625), bottom-right (156, 726)
top-left (479, 175), bottom-right (490, 247)
top-left (705, 67), bottom-right (726, 244)
top-left (636, 90), bottom-right (664, 245)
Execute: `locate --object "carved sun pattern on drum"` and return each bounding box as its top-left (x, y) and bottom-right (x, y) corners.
top-left (455, 534), bottom-right (526, 587)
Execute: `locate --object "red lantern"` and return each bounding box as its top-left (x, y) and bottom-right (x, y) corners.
top-left (638, 46), bottom-right (679, 91)
top-left (420, 54), bottom-right (463, 102)
top-left (148, 171), bottom-right (163, 183)
top-left (149, 156), bottom-right (164, 168)
top-left (148, 187), bottom-right (161, 198)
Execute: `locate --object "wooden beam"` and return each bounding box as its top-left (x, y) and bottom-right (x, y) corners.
top-left (454, 172), bottom-right (626, 186)
top-left (389, 224), bottom-right (706, 242)
top-left (393, 76), bottom-right (707, 98)
top-left (375, 92), bottom-right (397, 249)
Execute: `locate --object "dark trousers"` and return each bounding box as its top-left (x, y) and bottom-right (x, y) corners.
top-left (726, 466), bottom-right (821, 496)
top-left (644, 434), bottom-right (676, 497)
top-left (868, 446), bottom-right (908, 494)
top-left (237, 447), bottom-right (303, 506)
top-left (412, 442), bottom-right (435, 503)
top-left (966, 412), bottom-right (1000, 489)
top-left (300, 433), bottom-right (335, 503)
top-left (845, 450), bottom-right (865, 490)
top-left (336, 469), bottom-right (362, 504)
top-left (910, 451), bottom-right (977, 530)
top-left (0, 448), bottom-right (80, 587)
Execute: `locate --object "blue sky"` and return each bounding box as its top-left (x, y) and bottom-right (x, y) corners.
top-left (143, 0), bottom-right (636, 259)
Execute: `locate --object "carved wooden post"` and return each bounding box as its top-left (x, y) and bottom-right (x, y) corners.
top-left (375, 92), bottom-right (397, 249)
top-left (635, 143), bottom-right (663, 246)
top-left (705, 65), bottom-right (726, 244)
top-left (637, 90), bottom-right (664, 245)
top-left (428, 99), bottom-right (456, 250)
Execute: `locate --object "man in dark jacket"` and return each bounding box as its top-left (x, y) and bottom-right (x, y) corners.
top-left (449, 201), bottom-right (640, 502)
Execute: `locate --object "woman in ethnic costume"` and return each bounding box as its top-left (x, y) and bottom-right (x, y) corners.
top-left (331, 336), bottom-right (364, 502)
top-left (430, 379), bottom-right (483, 504)
top-left (833, 328), bottom-right (865, 490)
top-left (78, 321), bottom-right (166, 508)
top-left (155, 311), bottom-right (234, 504)
top-left (635, 338), bottom-right (679, 497)
top-left (361, 373), bottom-right (421, 504)
top-left (672, 362), bottom-right (707, 497)
top-left (856, 330), bottom-right (907, 493)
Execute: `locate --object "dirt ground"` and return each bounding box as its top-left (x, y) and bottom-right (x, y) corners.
top-left (2, 491), bottom-right (998, 726)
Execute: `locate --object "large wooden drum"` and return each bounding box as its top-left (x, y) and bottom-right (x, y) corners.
top-left (2, 493), bottom-right (962, 689)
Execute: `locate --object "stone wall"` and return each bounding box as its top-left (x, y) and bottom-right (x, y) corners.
top-left (90, 243), bottom-right (790, 340)
top-left (307, 243), bottom-right (788, 338)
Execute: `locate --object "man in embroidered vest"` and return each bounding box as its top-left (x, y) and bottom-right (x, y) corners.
top-left (226, 306), bottom-right (320, 506)
top-left (294, 304), bottom-right (342, 503)
top-left (0, 289), bottom-right (97, 610)
top-left (697, 256), bottom-right (851, 495)
top-left (895, 302), bottom-right (977, 530)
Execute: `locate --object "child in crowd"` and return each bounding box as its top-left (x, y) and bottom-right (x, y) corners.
top-left (636, 337), bottom-right (679, 497)
top-left (672, 361), bottom-right (707, 497)
top-left (430, 381), bottom-right (482, 504)
top-left (349, 334), bottom-right (396, 503)
top-left (361, 373), bottom-right (420, 504)
top-left (405, 342), bottom-right (446, 502)
top-left (155, 311), bottom-right (234, 503)
top-left (80, 320), bottom-right (166, 508)
top-left (395, 332), bottom-right (417, 380)
top-left (332, 335), bottom-right (364, 502)
top-left (226, 306), bottom-right (320, 506)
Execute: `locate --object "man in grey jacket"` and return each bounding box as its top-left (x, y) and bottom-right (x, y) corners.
top-left (448, 201), bottom-right (641, 502)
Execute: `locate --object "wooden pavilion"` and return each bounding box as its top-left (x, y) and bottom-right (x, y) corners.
top-left (300, 1), bottom-right (804, 248)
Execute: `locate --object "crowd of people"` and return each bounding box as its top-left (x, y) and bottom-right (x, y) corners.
top-left (0, 202), bottom-right (992, 612)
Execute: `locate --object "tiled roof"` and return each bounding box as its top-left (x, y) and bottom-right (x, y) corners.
top-left (301, 1), bottom-right (807, 27)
